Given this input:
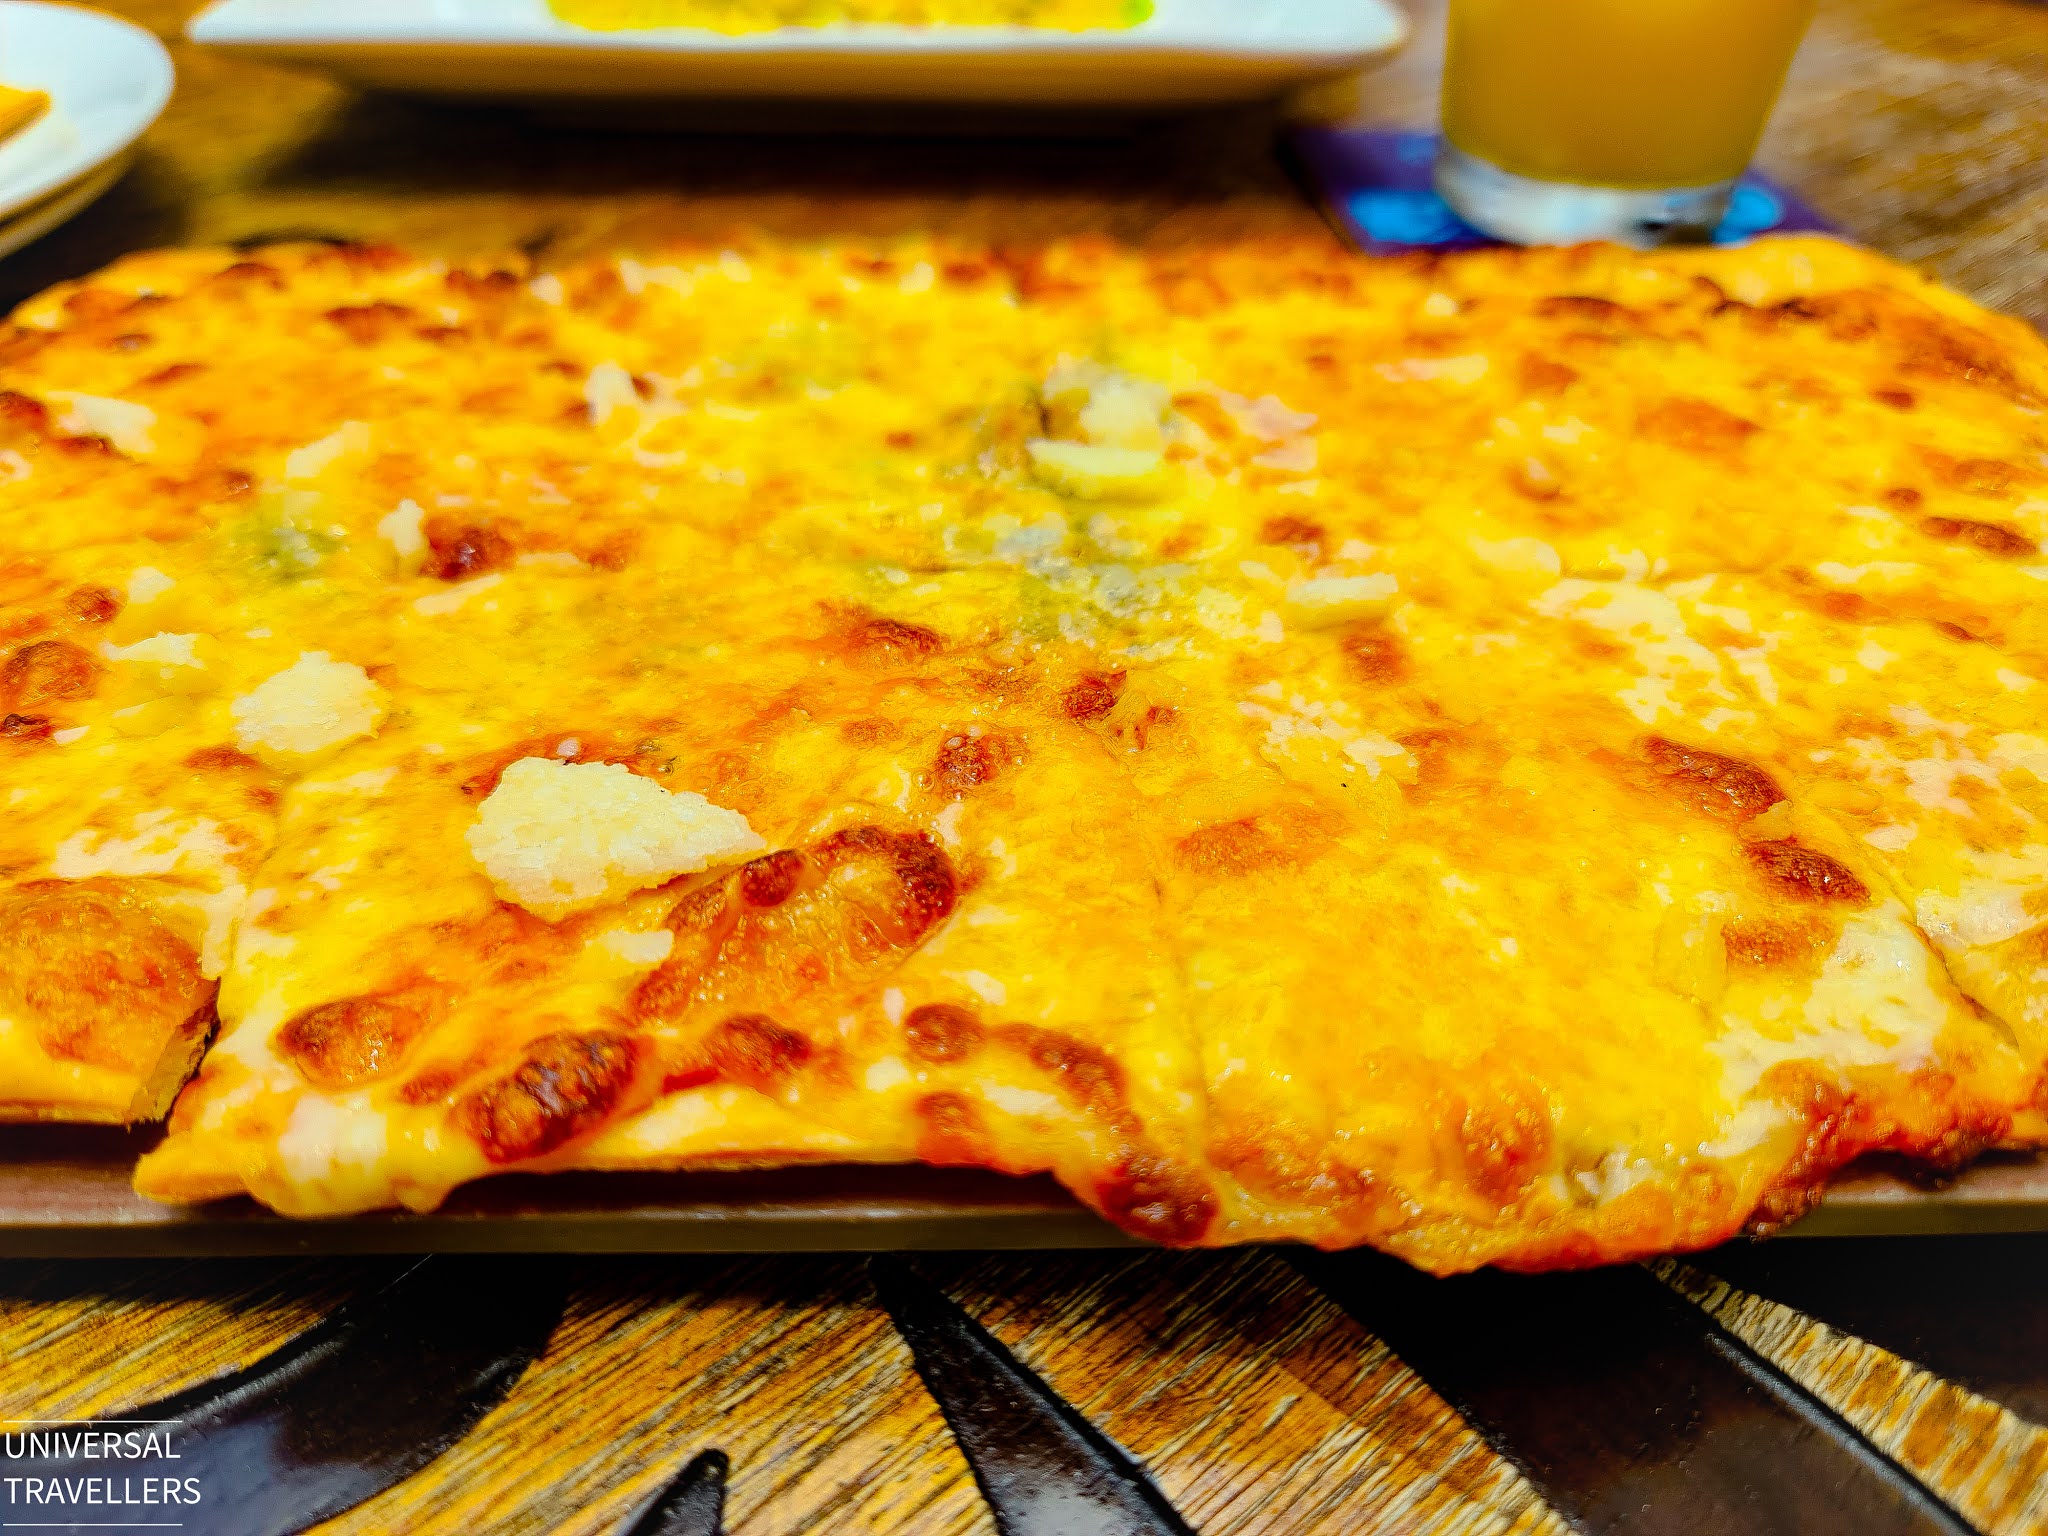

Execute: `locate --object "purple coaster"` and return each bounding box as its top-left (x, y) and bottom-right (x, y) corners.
top-left (1291, 129), bottom-right (1834, 254)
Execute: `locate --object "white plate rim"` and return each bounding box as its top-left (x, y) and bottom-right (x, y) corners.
top-left (187, 0), bottom-right (1406, 62)
top-left (0, 3), bottom-right (172, 224)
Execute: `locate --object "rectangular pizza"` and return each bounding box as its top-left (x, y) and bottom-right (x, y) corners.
top-left (0, 232), bottom-right (2042, 1271)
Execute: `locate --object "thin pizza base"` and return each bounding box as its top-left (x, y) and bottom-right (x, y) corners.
top-left (0, 232), bottom-right (2037, 1269)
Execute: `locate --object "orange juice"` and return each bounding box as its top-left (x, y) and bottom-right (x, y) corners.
top-left (1442, 0), bottom-right (1815, 191)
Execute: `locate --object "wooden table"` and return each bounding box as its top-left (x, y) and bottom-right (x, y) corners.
top-left (5, 3), bottom-right (2048, 1533)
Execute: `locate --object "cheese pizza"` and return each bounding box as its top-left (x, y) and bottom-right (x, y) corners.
top-left (0, 232), bottom-right (2043, 1271)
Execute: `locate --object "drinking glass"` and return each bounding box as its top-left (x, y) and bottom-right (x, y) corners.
top-left (1435, 0), bottom-right (1816, 247)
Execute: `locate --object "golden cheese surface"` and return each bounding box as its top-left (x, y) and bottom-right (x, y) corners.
top-left (0, 233), bottom-right (2043, 1270)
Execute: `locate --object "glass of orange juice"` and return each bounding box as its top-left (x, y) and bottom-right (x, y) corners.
top-left (1435, 0), bottom-right (1815, 246)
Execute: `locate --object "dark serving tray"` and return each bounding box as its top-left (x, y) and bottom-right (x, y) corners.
top-left (3, 1124), bottom-right (2043, 1256)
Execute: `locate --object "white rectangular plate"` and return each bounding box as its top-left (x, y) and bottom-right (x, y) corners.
top-left (186, 0), bottom-right (1407, 108)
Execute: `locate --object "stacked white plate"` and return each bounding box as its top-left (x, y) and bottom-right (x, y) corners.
top-left (0, 3), bottom-right (173, 264)
top-left (187, 0), bottom-right (1406, 109)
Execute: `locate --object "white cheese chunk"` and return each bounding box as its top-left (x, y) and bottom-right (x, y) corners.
top-left (49, 392), bottom-right (156, 457)
top-left (231, 652), bottom-right (385, 757)
top-left (377, 498), bottom-right (427, 565)
top-left (467, 757), bottom-right (764, 921)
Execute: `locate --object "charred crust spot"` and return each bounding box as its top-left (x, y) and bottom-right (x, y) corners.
top-left (0, 713), bottom-right (49, 739)
top-left (904, 1002), bottom-right (983, 1064)
top-left (843, 612), bottom-right (946, 661)
top-left (458, 1030), bottom-right (639, 1164)
top-left (930, 734), bottom-right (1000, 796)
top-left (1641, 736), bottom-right (1785, 822)
top-left (1097, 1153), bottom-right (1216, 1244)
top-left (324, 302), bottom-right (416, 344)
top-left (1746, 840), bottom-right (1872, 906)
top-left (63, 586), bottom-right (121, 625)
top-left (1062, 673), bottom-right (1123, 721)
top-left (1919, 515), bottom-right (2035, 559)
top-left (1339, 626), bottom-right (1405, 685)
top-left (2, 639), bottom-right (97, 709)
top-left (706, 1012), bottom-right (813, 1092)
top-left (275, 993), bottom-right (436, 1091)
top-left (1258, 514), bottom-right (1325, 551)
top-left (1005, 1025), bottom-right (1124, 1116)
top-left (738, 849), bottom-right (807, 908)
top-left (425, 520), bottom-right (515, 581)
top-left (0, 882), bottom-right (211, 1074)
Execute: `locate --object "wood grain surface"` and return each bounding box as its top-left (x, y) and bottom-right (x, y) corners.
top-left (9, 1245), bottom-right (2048, 1534)
top-left (2, 4), bottom-right (2045, 1533)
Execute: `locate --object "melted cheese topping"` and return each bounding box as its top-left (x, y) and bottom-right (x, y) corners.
top-left (0, 233), bottom-right (2041, 1269)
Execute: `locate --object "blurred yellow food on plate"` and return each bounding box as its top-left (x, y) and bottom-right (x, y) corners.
top-left (550, 0), bottom-right (1149, 29)
top-left (0, 81), bottom-right (49, 145)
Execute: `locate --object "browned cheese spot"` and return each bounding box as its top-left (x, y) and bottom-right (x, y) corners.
top-left (1641, 736), bottom-right (1785, 823)
top-left (904, 1002), bottom-right (983, 1064)
top-left (1096, 1153), bottom-right (1217, 1244)
top-left (1536, 294), bottom-right (1640, 327)
top-left (1175, 818), bottom-right (1286, 876)
top-left (815, 826), bottom-right (960, 940)
top-left (930, 734), bottom-right (1000, 796)
top-left (1006, 1024), bottom-right (1124, 1117)
top-left (457, 1030), bottom-right (640, 1164)
top-left (1340, 625), bottom-right (1405, 685)
top-left (633, 827), bottom-right (960, 1026)
top-left (1258, 514), bottom-right (1326, 552)
top-left (1462, 1089), bottom-right (1554, 1204)
top-left (705, 1012), bottom-right (813, 1092)
top-left (1520, 354), bottom-right (1579, 395)
top-left (0, 882), bottom-right (212, 1074)
top-left (63, 586), bottom-right (121, 626)
top-left (1723, 915), bottom-right (1834, 971)
top-left (1924, 451), bottom-right (2027, 498)
top-left (0, 711), bottom-right (47, 740)
top-left (1636, 397), bottom-right (1759, 455)
top-left (185, 744), bottom-right (265, 771)
top-left (1746, 840), bottom-right (1872, 906)
top-left (1871, 387), bottom-right (1916, 411)
top-left (1920, 515), bottom-right (2036, 559)
top-left (424, 519), bottom-right (515, 582)
top-left (1062, 672), bottom-right (1123, 721)
top-left (324, 302), bottom-right (416, 345)
top-left (915, 1090), bottom-right (985, 1160)
top-left (738, 849), bottom-right (807, 909)
top-left (275, 992), bottom-right (437, 1091)
top-left (842, 611), bottom-right (946, 663)
top-left (2, 639), bottom-right (97, 710)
